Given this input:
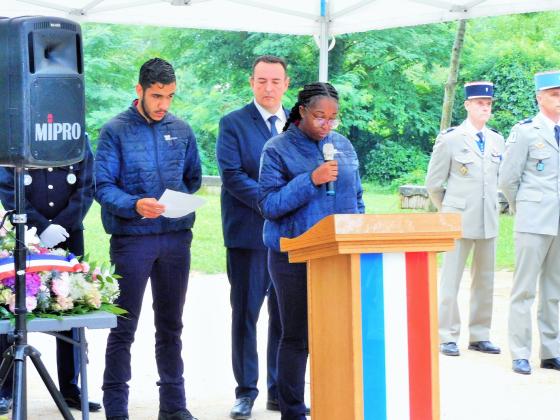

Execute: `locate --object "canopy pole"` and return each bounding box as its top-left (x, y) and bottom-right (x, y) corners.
top-left (318, 0), bottom-right (329, 82)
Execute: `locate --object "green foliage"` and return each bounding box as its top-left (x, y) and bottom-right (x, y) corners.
top-left (81, 21), bottom-right (456, 175)
top-left (83, 187), bottom-right (515, 271)
top-left (80, 11), bottom-right (560, 180)
top-left (451, 12), bottom-right (560, 137)
top-left (364, 140), bottom-right (429, 186)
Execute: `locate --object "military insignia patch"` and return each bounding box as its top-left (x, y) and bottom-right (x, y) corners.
top-left (441, 127), bottom-right (456, 135)
top-left (460, 165), bottom-right (469, 176)
top-left (535, 142), bottom-right (545, 149)
top-left (508, 131), bottom-right (517, 143)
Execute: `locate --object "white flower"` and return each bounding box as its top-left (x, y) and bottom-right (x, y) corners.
top-left (68, 273), bottom-right (90, 301)
top-left (100, 278), bottom-right (120, 303)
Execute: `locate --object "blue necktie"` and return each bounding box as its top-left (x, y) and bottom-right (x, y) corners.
top-left (555, 125), bottom-right (560, 146)
top-left (268, 115), bottom-right (279, 137)
top-left (476, 131), bottom-right (485, 153)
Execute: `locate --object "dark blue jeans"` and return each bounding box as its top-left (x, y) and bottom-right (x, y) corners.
top-left (102, 230), bottom-right (192, 417)
top-left (268, 250), bottom-right (308, 420)
top-left (227, 248), bottom-right (281, 402)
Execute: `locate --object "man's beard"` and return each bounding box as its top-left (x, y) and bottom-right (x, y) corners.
top-left (141, 93), bottom-right (161, 123)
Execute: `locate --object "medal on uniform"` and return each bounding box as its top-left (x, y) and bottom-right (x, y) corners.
top-left (24, 174), bottom-right (32, 186)
top-left (537, 160), bottom-right (544, 171)
top-left (66, 173), bottom-right (77, 184)
top-left (491, 149), bottom-right (502, 162)
top-left (460, 164), bottom-right (469, 175)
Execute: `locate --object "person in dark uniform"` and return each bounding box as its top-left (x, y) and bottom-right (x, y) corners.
top-left (216, 55), bottom-right (287, 420)
top-left (0, 138), bottom-right (99, 414)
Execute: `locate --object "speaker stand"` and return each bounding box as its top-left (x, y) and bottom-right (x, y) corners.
top-left (0, 166), bottom-right (74, 419)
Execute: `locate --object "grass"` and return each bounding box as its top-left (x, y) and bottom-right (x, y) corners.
top-left (83, 183), bottom-right (515, 273)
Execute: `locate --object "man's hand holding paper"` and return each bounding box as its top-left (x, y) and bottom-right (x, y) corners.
top-left (157, 189), bottom-right (206, 218)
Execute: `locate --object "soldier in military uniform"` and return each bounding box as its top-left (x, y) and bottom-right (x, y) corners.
top-left (499, 71), bottom-right (560, 375)
top-left (426, 81), bottom-right (504, 357)
top-left (0, 139), bottom-right (100, 412)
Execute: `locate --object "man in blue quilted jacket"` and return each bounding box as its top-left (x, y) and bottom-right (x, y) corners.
top-left (95, 58), bottom-right (202, 420)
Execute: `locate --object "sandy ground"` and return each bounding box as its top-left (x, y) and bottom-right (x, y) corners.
top-left (2, 269), bottom-right (558, 419)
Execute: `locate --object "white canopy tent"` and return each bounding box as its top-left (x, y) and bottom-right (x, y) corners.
top-left (3, 0), bottom-right (560, 80)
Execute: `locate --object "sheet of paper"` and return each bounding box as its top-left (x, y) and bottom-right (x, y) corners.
top-left (158, 189), bottom-right (206, 218)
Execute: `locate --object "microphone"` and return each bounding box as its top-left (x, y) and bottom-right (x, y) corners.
top-left (322, 143), bottom-right (336, 196)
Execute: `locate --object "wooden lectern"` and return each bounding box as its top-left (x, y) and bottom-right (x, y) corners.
top-left (280, 213), bottom-right (461, 420)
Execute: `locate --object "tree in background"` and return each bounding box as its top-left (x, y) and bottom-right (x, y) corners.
top-left (81, 11), bottom-right (560, 184)
top-left (452, 12), bottom-right (560, 137)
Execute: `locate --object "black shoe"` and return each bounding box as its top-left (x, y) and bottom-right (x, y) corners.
top-left (230, 397), bottom-right (253, 419)
top-left (468, 341), bottom-right (501, 354)
top-left (106, 417), bottom-right (128, 420)
top-left (266, 399), bottom-right (310, 416)
top-left (266, 399), bottom-right (280, 411)
top-left (64, 395), bottom-right (102, 412)
top-left (541, 357), bottom-right (560, 370)
top-left (440, 342), bottom-right (460, 356)
top-left (512, 359), bottom-right (531, 375)
top-left (158, 409), bottom-right (198, 420)
top-left (0, 397), bottom-right (11, 415)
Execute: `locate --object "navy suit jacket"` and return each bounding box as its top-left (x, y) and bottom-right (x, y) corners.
top-left (216, 102), bottom-right (287, 249)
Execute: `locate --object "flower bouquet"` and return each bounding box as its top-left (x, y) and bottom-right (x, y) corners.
top-left (0, 215), bottom-right (125, 320)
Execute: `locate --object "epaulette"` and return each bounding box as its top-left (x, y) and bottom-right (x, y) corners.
top-left (518, 118), bottom-right (533, 125)
top-left (440, 126), bottom-right (456, 135)
top-left (488, 127), bottom-right (502, 136)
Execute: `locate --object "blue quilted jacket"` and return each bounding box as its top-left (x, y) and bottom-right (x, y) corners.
top-left (258, 124), bottom-right (365, 252)
top-left (95, 103), bottom-right (202, 235)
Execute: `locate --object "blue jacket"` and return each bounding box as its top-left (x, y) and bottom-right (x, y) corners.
top-left (258, 125), bottom-right (365, 252)
top-left (95, 103), bottom-right (202, 235)
top-left (216, 102), bottom-right (287, 249)
top-left (0, 140), bottom-right (94, 235)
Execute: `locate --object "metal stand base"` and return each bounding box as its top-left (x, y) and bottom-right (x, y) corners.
top-left (0, 343), bottom-right (73, 419)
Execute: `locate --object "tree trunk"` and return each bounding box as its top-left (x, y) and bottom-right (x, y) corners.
top-left (440, 19), bottom-right (467, 131)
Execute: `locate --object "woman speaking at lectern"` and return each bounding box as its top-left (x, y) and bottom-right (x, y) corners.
top-left (258, 82), bottom-right (364, 419)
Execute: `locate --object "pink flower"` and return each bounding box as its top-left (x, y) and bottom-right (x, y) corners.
top-left (52, 274), bottom-right (70, 298)
top-left (92, 267), bottom-right (102, 279)
top-left (55, 296), bottom-right (74, 311)
top-left (80, 262), bottom-right (90, 273)
top-left (0, 250), bottom-right (9, 257)
top-left (8, 295), bottom-right (38, 313)
top-left (26, 296), bottom-right (37, 312)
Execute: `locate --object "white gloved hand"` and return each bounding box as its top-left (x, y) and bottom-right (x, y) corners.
top-left (39, 224), bottom-right (69, 248)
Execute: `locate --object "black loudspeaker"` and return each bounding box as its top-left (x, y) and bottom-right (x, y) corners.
top-left (0, 16), bottom-right (85, 168)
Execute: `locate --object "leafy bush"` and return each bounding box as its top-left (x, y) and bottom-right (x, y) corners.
top-left (364, 140), bottom-right (429, 186)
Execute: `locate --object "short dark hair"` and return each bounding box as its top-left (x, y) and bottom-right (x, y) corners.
top-left (138, 58), bottom-right (176, 90)
top-left (252, 55), bottom-right (287, 75)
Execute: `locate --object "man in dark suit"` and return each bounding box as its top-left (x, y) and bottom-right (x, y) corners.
top-left (216, 55), bottom-right (289, 420)
top-left (0, 139), bottom-right (99, 414)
